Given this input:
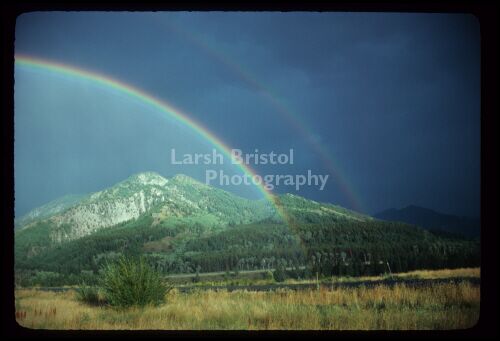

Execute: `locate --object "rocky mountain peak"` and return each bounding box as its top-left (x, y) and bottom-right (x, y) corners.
top-left (128, 172), bottom-right (168, 187)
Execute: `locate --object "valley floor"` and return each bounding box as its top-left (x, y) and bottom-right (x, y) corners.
top-left (15, 268), bottom-right (480, 330)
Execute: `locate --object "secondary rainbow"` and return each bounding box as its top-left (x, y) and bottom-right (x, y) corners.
top-left (15, 54), bottom-right (291, 221)
top-left (161, 20), bottom-right (365, 212)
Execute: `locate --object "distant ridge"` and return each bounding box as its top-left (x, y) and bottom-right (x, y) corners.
top-left (374, 205), bottom-right (479, 238)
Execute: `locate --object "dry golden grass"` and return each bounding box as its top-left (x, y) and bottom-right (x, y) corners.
top-left (180, 267), bottom-right (481, 287)
top-left (394, 267), bottom-right (480, 279)
top-left (15, 281), bottom-right (479, 330)
top-left (324, 267), bottom-right (481, 284)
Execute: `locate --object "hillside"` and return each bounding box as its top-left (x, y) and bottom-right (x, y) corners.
top-left (15, 172), bottom-right (273, 245)
top-left (14, 173), bottom-right (480, 286)
top-left (374, 205), bottom-right (480, 238)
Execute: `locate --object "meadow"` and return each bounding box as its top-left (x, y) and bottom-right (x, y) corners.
top-left (15, 268), bottom-right (480, 330)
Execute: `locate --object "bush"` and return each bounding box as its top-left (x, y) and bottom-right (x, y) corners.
top-left (99, 256), bottom-right (171, 308)
top-left (76, 284), bottom-right (104, 306)
top-left (273, 267), bottom-right (287, 282)
top-left (262, 270), bottom-right (274, 281)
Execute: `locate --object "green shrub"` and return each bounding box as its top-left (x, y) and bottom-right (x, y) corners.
top-left (262, 270), bottom-right (274, 281)
top-left (273, 267), bottom-right (287, 282)
top-left (76, 284), bottom-right (103, 306)
top-left (99, 256), bottom-right (171, 308)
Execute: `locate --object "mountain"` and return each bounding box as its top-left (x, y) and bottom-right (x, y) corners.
top-left (14, 173), bottom-right (480, 286)
top-left (15, 172), bottom-right (374, 245)
top-left (374, 205), bottom-right (480, 238)
top-left (15, 172), bottom-right (275, 244)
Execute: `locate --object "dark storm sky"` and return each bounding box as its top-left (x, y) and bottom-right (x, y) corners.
top-left (14, 12), bottom-right (480, 217)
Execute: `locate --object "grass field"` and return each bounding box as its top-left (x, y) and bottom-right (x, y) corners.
top-left (177, 267), bottom-right (481, 287)
top-left (15, 268), bottom-right (480, 330)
